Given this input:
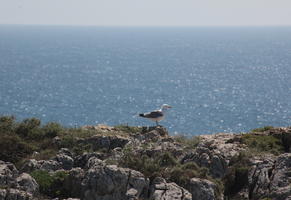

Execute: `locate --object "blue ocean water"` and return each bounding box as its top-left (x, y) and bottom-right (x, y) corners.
top-left (0, 25), bottom-right (291, 135)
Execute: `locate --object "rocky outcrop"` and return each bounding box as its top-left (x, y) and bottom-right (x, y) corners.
top-left (182, 133), bottom-right (246, 178)
top-left (81, 161), bottom-right (149, 200)
top-left (16, 173), bottom-right (38, 194)
top-left (247, 153), bottom-right (291, 200)
top-left (0, 188), bottom-right (32, 200)
top-left (0, 161), bottom-right (38, 199)
top-left (80, 135), bottom-right (130, 151)
top-left (149, 177), bottom-right (192, 200)
top-left (2, 124), bottom-right (291, 200)
top-left (188, 178), bottom-right (219, 200)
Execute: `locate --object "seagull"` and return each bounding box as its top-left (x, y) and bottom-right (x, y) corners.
top-left (139, 104), bottom-right (172, 126)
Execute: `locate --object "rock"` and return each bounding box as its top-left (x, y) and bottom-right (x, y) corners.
top-left (16, 173), bottom-right (38, 194)
top-left (149, 177), bottom-right (192, 200)
top-left (0, 161), bottom-right (19, 187)
top-left (64, 168), bottom-right (85, 198)
top-left (55, 153), bottom-right (74, 170)
top-left (21, 159), bottom-right (62, 173)
top-left (0, 189), bottom-right (7, 200)
top-left (83, 135), bottom-right (130, 151)
top-left (1, 188), bottom-right (32, 200)
top-left (182, 133), bottom-right (246, 178)
top-left (82, 164), bottom-right (149, 200)
top-left (188, 178), bottom-right (219, 200)
top-left (247, 153), bottom-right (291, 200)
top-left (134, 126), bottom-right (169, 142)
top-left (74, 152), bottom-right (103, 168)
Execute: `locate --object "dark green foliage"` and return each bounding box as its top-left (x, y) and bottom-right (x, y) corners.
top-left (43, 122), bottom-right (63, 138)
top-left (15, 118), bottom-right (41, 138)
top-left (0, 134), bottom-right (34, 163)
top-left (0, 115), bottom-right (16, 134)
top-left (173, 135), bottom-right (200, 149)
top-left (251, 126), bottom-right (274, 132)
top-left (31, 170), bottom-right (69, 198)
top-left (158, 152), bottom-right (178, 167)
top-left (241, 134), bottom-right (283, 154)
top-left (119, 149), bottom-right (217, 190)
top-left (281, 132), bottom-right (291, 152)
top-left (224, 152), bottom-right (250, 197)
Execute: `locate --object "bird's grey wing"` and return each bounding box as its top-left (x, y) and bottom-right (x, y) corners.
top-left (143, 111), bottom-right (163, 118)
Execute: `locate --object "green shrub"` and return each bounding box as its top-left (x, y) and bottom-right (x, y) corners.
top-left (174, 135), bottom-right (200, 149)
top-left (241, 134), bottom-right (283, 154)
top-left (0, 115), bottom-right (16, 134)
top-left (31, 170), bottom-right (69, 198)
top-left (15, 118), bottom-right (41, 138)
top-left (0, 134), bottom-right (34, 163)
top-left (251, 126), bottom-right (274, 132)
top-left (224, 152), bottom-right (250, 197)
top-left (43, 122), bottom-right (63, 138)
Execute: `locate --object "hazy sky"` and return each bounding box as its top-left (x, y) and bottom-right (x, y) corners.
top-left (1, 0), bottom-right (291, 26)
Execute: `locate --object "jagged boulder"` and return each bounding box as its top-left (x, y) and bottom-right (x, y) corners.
top-left (55, 152), bottom-right (74, 170)
top-left (82, 162), bottom-right (149, 200)
top-left (64, 168), bottom-right (85, 198)
top-left (82, 135), bottom-right (130, 151)
top-left (182, 133), bottom-right (246, 178)
top-left (246, 153), bottom-right (291, 200)
top-left (16, 173), bottom-right (38, 194)
top-left (0, 161), bottom-right (19, 187)
top-left (74, 152), bottom-right (103, 168)
top-left (149, 177), bottom-right (192, 200)
top-left (0, 188), bottom-right (32, 200)
top-left (21, 159), bottom-right (62, 173)
top-left (188, 178), bottom-right (220, 200)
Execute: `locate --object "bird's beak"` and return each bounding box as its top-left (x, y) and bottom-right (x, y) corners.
top-left (168, 106), bottom-right (172, 108)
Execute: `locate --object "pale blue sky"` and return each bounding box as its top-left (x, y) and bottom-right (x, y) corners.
top-left (1, 0), bottom-right (291, 26)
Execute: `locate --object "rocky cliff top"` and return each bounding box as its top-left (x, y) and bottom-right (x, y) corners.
top-left (0, 116), bottom-right (291, 200)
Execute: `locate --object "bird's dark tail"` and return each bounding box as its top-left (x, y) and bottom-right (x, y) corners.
top-left (139, 113), bottom-right (145, 117)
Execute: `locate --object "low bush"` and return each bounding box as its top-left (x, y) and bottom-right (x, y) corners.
top-left (114, 124), bottom-right (142, 134)
top-left (30, 170), bottom-right (69, 198)
top-left (43, 122), bottom-right (63, 138)
top-left (0, 134), bottom-right (34, 163)
top-left (0, 115), bottom-right (16, 134)
top-left (223, 152), bottom-right (250, 197)
top-left (241, 134), bottom-right (283, 154)
top-left (173, 135), bottom-right (200, 149)
top-left (15, 118), bottom-right (41, 138)
top-left (251, 126), bottom-right (274, 132)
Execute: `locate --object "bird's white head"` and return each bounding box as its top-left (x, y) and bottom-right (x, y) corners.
top-left (161, 104), bottom-right (172, 110)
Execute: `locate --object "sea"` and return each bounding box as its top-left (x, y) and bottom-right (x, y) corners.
top-left (0, 25), bottom-right (291, 135)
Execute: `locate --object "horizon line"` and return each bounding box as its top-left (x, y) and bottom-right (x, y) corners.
top-left (1, 23), bottom-right (291, 28)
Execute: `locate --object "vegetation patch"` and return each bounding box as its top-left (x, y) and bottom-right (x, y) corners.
top-left (114, 124), bottom-right (142, 134)
top-left (173, 135), bottom-right (200, 149)
top-left (251, 126), bottom-right (274, 133)
top-left (0, 134), bottom-right (34, 163)
top-left (241, 133), bottom-right (284, 154)
top-left (223, 152), bottom-right (251, 198)
top-left (30, 170), bottom-right (69, 198)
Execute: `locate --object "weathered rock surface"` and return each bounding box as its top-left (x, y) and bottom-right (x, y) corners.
top-left (188, 178), bottom-right (219, 200)
top-left (248, 153), bottom-right (291, 200)
top-left (0, 161), bottom-right (19, 188)
top-left (182, 133), bottom-right (246, 178)
top-left (0, 161), bottom-right (38, 197)
top-left (81, 162), bottom-right (149, 200)
top-left (81, 135), bottom-right (130, 151)
top-left (149, 177), bottom-right (192, 200)
top-left (0, 188), bottom-right (32, 200)
top-left (16, 173), bottom-right (38, 194)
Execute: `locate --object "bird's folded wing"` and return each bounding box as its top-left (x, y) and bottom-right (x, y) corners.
top-left (143, 111), bottom-right (163, 118)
